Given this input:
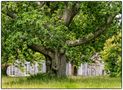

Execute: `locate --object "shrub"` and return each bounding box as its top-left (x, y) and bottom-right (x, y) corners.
top-left (101, 31), bottom-right (121, 77)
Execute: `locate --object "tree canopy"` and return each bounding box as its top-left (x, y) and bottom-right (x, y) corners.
top-left (2, 1), bottom-right (122, 76)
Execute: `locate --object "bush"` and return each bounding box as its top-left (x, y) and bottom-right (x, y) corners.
top-left (101, 32), bottom-right (121, 77)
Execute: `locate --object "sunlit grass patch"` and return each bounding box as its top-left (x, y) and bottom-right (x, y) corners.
top-left (2, 74), bottom-right (121, 88)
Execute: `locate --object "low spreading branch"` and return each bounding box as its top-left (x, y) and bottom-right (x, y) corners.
top-left (28, 44), bottom-right (54, 57)
top-left (66, 13), bottom-right (117, 47)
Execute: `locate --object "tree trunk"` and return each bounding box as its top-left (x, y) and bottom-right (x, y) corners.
top-left (29, 44), bottom-right (67, 77)
top-left (46, 51), bottom-right (67, 77)
top-left (57, 53), bottom-right (67, 77)
top-left (45, 55), bottom-right (52, 74)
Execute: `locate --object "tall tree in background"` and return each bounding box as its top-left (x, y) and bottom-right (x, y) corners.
top-left (2, 1), bottom-right (121, 76)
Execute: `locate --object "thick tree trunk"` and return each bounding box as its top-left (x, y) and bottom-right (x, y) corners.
top-left (57, 53), bottom-right (67, 76)
top-left (46, 51), bottom-right (67, 77)
top-left (45, 55), bottom-right (52, 74)
top-left (29, 44), bottom-right (67, 77)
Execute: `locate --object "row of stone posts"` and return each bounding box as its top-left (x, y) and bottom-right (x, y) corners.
top-left (66, 62), bottom-right (105, 76)
top-left (6, 61), bottom-right (46, 76)
top-left (6, 60), bottom-right (105, 77)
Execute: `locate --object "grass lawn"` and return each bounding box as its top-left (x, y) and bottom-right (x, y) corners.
top-left (2, 74), bottom-right (122, 88)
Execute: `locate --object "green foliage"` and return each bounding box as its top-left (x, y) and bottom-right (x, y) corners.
top-left (66, 45), bottom-right (95, 67)
top-left (101, 31), bottom-right (121, 77)
top-left (1, 1), bottom-right (122, 72)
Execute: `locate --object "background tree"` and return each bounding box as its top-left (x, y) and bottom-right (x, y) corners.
top-left (101, 31), bottom-right (121, 77)
top-left (2, 1), bottom-right (121, 76)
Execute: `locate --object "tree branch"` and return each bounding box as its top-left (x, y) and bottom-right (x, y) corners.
top-left (66, 14), bottom-right (117, 47)
top-left (28, 44), bottom-right (54, 57)
top-left (2, 5), bottom-right (17, 19)
top-left (62, 2), bottom-right (80, 26)
top-left (2, 10), bottom-right (17, 19)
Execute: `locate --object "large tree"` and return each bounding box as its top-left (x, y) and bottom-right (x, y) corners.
top-left (2, 1), bottom-right (121, 76)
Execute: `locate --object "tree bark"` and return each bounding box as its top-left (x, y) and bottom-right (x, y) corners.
top-left (45, 55), bottom-right (52, 74)
top-left (46, 50), bottom-right (67, 77)
top-left (57, 53), bottom-right (67, 77)
top-left (45, 51), bottom-right (67, 77)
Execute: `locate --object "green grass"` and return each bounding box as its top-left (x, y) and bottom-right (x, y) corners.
top-left (2, 74), bottom-right (121, 88)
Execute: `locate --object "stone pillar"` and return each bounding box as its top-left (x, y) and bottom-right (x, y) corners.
top-left (25, 62), bottom-right (30, 75)
top-left (12, 65), bottom-right (15, 76)
top-left (82, 63), bottom-right (85, 76)
top-left (83, 63), bottom-right (88, 76)
top-left (6, 66), bottom-right (11, 76)
top-left (34, 62), bottom-right (39, 74)
top-left (42, 61), bottom-right (46, 73)
top-left (23, 65), bottom-right (27, 76)
top-left (66, 62), bottom-right (72, 76)
top-left (15, 67), bottom-right (17, 76)
top-left (99, 63), bottom-right (104, 75)
top-left (77, 63), bottom-right (82, 75)
top-left (88, 65), bottom-right (91, 76)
